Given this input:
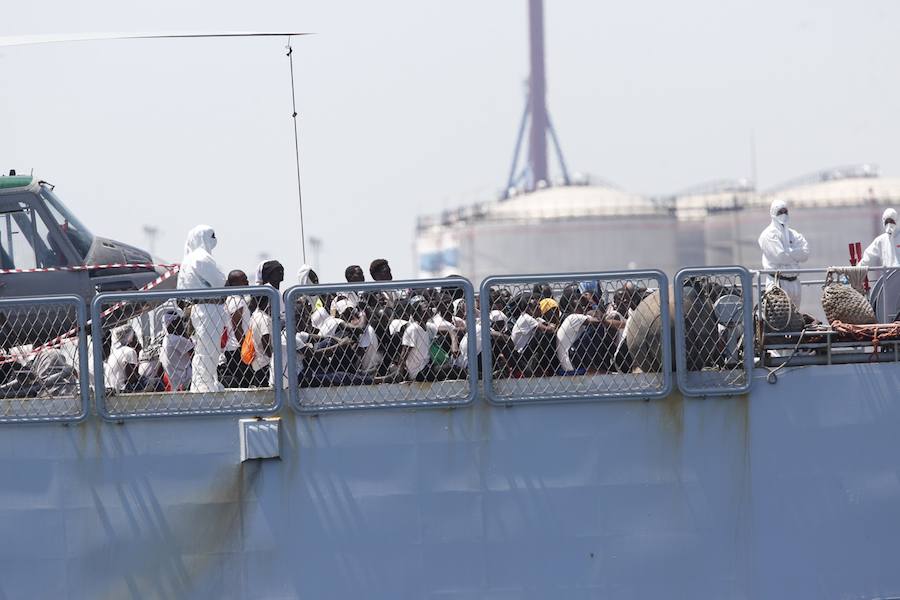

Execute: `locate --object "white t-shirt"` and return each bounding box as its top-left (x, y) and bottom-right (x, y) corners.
top-left (512, 313), bottom-right (542, 352)
top-left (105, 346), bottom-right (139, 391)
top-left (388, 319), bottom-right (409, 335)
top-left (161, 334), bottom-right (194, 391)
top-left (401, 321), bottom-right (431, 379)
top-left (556, 313), bottom-right (592, 372)
top-left (429, 315), bottom-right (455, 333)
top-left (270, 330), bottom-right (310, 389)
top-left (224, 295), bottom-right (252, 352)
top-left (329, 292), bottom-right (360, 315)
top-left (318, 316), bottom-right (346, 340)
top-left (455, 321), bottom-right (481, 368)
top-left (129, 314), bottom-right (151, 355)
top-left (379, 290), bottom-right (401, 307)
top-left (249, 310), bottom-right (274, 372)
top-left (605, 305), bottom-right (628, 347)
top-left (309, 306), bottom-right (329, 331)
top-left (425, 320), bottom-right (442, 339)
top-left (359, 325), bottom-right (381, 373)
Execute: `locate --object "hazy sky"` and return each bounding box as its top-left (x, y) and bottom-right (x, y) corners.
top-left (2, 1), bottom-right (898, 282)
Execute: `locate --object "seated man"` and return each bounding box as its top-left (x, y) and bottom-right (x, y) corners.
top-left (379, 302), bottom-right (412, 373)
top-left (398, 298), bottom-right (438, 381)
top-left (428, 292), bottom-right (465, 368)
top-left (558, 293), bottom-right (622, 373)
top-left (161, 313), bottom-right (194, 391)
top-left (379, 296), bottom-right (461, 382)
top-left (317, 299), bottom-right (368, 371)
top-left (105, 325), bottom-right (145, 393)
top-left (487, 310), bottom-right (514, 376)
top-left (32, 349), bottom-right (77, 398)
top-left (455, 296), bottom-right (513, 377)
top-left (357, 323), bottom-right (382, 376)
top-left (606, 284), bottom-right (645, 372)
top-left (511, 298), bottom-right (558, 376)
top-left (220, 270), bottom-right (253, 388)
top-left (268, 304), bottom-right (341, 389)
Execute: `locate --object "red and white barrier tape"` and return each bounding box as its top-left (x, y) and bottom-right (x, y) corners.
top-left (96, 265), bottom-right (181, 319)
top-left (0, 262), bottom-right (179, 275)
top-left (1, 265), bottom-right (181, 365)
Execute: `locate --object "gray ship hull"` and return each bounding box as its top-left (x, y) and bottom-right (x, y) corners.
top-left (1, 362), bottom-right (898, 599)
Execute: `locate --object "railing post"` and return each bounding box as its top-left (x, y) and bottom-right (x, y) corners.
top-left (674, 266), bottom-right (754, 397)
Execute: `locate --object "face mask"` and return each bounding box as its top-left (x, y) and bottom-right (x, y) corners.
top-left (207, 233), bottom-right (217, 250)
top-left (886, 224), bottom-right (896, 237)
top-left (775, 214), bottom-right (789, 226)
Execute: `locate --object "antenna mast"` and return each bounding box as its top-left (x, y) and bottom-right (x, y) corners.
top-left (286, 36), bottom-right (308, 265)
top-left (504, 0), bottom-right (570, 198)
top-left (528, 0), bottom-right (549, 189)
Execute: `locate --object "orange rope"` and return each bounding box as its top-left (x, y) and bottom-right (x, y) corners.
top-left (830, 321), bottom-right (900, 338)
top-left (830, 321), bottom-right (900, 354)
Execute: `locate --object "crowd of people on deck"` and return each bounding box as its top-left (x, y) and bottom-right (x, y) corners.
top-left (100, 200), bottom-right (900, 394)
top-left (3, 200), bottom-right (898, 398)
top-left (98, 224), bottom-right (658, 394)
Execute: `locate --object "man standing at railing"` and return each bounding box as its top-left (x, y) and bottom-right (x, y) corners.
top-left (177, 225), bottom-right (227, 393)
top-left (859, 208), bottom-right (899, 269)
top-left (759, 199), bottom-right (810, 307)
top-left (220, 270), bottom-right (252, 388)
top-left (370, 258), bottom-right (401, 306)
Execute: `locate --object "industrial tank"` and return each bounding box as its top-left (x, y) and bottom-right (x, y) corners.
top-left (416, 168), bottom-right (900, 310)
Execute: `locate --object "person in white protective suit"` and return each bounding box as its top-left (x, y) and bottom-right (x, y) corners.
top-left (758, 198), bottom-right (810, 307)
top-left (859, 208), bottom-right (900, 269)
top-left (177, 225), bottom-right (228, 392)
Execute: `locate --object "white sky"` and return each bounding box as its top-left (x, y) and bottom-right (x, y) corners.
top-left (2, 0), bottom-right (898, 282)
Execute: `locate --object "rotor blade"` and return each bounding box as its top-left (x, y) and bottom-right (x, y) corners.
top-left (0, 32), bottom-right (311, 48)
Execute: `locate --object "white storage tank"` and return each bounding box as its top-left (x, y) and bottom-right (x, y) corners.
top-left (415, 167), bottom-right (900, 292)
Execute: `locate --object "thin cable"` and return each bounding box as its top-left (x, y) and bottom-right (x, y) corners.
top-left (765, 329), bottom-right (809, 384)
top-left (286, 36), bottom-right (307, 265)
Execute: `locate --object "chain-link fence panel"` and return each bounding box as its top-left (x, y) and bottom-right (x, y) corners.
top-left (674, 267), bottom-right (753, 396)
top-left (284, 278), bottom-right (478, 413)
top-left (480, 271), bottom-right (672, 405)
top-left (91, 286), bottom-right (282, 419)
top-left (0, 295), bottom-right (89, 423)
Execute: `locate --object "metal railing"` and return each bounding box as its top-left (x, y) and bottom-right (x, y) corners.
top-left (480, 271), bottom-right (673, 405)
top-left (674, 267), bottom-right (754, 396)
top-left (754, 266), bottom-right (898, 320)
top-left (283, 278), bottom-right (478, 413)
top-left (0, 295), bottom-right (89, 423)
top-left (754, 265), bottom-right (900, 367)
top-left (91, 286), bottom-right (283, 420)
top-left (4, 265), bottom-right (898, 423)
